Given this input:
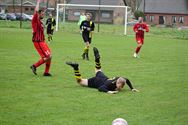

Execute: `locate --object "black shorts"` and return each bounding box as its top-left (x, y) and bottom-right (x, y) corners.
top-left (82, 33), bottom-right (91, 43)
top-left (47, 28), bottom-right (54, 35)
top-left (88, 71), bottom-right (108, 88)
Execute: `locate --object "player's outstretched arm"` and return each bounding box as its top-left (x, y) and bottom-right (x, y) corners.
top-left (131, 88), bottom-right (139, 92)
top-left (35, 0), bottom-right (40, 12)
top-left (145, 24), bottom-right (149, 32)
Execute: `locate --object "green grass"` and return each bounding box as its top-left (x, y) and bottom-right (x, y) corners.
top-left (1, 20), bottom-right (188, 39)
top-left (0, 26), bottom-right (188, 125)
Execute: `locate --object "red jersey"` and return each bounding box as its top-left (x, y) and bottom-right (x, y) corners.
top-left (133, 23), bottom-right (149, 39)
top-left (32, 12), bottom-right (45, 42)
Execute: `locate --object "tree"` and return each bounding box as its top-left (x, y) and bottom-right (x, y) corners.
top-left (124, 0), bottom-right (142, 12)
top-left (122, 0), bottom-right (128, 6)
top-left (134, 10), bottom-right (144, 20)
top-left (13, 0), bottom-right (15, 13)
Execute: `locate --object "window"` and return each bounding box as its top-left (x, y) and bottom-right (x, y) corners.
top-left (31, 8), bottom-right (34, 11)
top-left (172, 16), bottom-right (176, 23)
top-left (74, 11), bottom-right (80, 16)
top-left (179, 16), bottom-right (184, 24)
top-left (159, 16), bottom-right (165, 24)
top-left (25, 7), bottom-right (29, 11)
top-left (101, 12), bottom-right (111, 18)
top-left (149, 15), bottom-right (154, 22)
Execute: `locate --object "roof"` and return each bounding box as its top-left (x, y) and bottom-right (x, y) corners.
top-left (69, 0), bottom-right (123, 5)
top-left (66, 0), bottom-right (125, 10)
top-left (139, 0), bottom-right (188, 15)
top-left (0, 0), bottom-right (46, 7)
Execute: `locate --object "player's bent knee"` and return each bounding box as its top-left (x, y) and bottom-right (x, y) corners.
top-left (138, 44), bottom-right (142, 47)
top-left (95, 69), bottom-right (102, 73)
top-left (43, 56), bottom-right (52, 62)
top-left (78, 79), bottom-right (88, 86)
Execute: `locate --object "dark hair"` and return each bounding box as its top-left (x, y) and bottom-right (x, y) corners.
top-left (86, 13), bottom-right (92, 17)
top-left (38, 9), bottom-right (44, 14)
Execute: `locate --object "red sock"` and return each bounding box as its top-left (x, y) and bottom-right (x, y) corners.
top-left (136, 46), bottom-right (142, 54)
top-left (45, 59), bottom-right (51, 73)
top-left (34, 59), bottom-right (45, 68)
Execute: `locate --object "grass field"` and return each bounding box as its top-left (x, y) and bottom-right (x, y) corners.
top-left (0, 23), bottom-right (188, 125)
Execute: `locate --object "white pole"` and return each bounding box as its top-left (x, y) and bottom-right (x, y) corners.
top-left (124, 6), bottom-right (128, 35)
top-left (57, 4), bottom-right (127, 8)
top-left (63, 5), bottom-right (66, 23)
top-left (56, 4), bottom-right (59, 31)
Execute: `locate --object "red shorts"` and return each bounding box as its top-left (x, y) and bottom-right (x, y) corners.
top-left (136, 37), bottom-right (144, 44)
top-left (33, 42), bottom-right (51, 58)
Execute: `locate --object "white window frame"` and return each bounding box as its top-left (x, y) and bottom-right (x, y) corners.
top-left (179, 16), bottom-right (184, 24)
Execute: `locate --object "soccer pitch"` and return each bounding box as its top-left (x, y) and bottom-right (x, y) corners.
top-left (0, 27), bottom-right (188, 125)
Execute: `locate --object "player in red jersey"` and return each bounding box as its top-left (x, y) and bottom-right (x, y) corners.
top-left (30, 0), bottom-right (52, 76)
top-left (133, 17), bottom-right (149, 58)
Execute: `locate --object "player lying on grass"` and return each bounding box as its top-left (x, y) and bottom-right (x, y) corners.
top-left (66, 47), bottom-right (139, 94)
top-left (30, 0), bottom-right (52, 76)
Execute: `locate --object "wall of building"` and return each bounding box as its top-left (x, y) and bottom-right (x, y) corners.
top-left (7, 6), bottom-right (35, 14)
top-left (145, 13), bottom-right (188, 26)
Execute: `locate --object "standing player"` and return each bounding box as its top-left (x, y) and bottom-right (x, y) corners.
top-left (78, 12), bottom-right (86, 26)
top-left (46, 13), bottom-right (56, 43)
top-left (30, 0), bottom-right (52, 76)
top-left (66, 47), bottom-right (139, 94)
top-left (133, 17), bottom-right (149, 58)
top-left (80, 13), bottom-right (95, 60)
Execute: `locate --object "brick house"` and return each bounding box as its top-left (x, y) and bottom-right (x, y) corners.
top-left (139, 0), bottom-right (188, 26)
top-left (64, 0), bottom-right (126, 24)
top-left (0, 0), bottom-right (46, 14)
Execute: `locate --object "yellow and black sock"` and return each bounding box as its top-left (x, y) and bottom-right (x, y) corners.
top-left (84, 47), bottom-right (89, 54)
top-left (48, 36), bottom-right (50, 41)
top-left (95, 58), bottom-right (101, 69)
top-left (74, 69), bottom-right (81, 81)
top-left (95, 62), bottom-right (101, 69)
top-left (72, 66), bottom-right (81, 82)
top-left (84, 47), bottom-right (89, 59)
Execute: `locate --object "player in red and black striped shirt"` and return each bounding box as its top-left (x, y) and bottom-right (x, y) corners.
top-left (30, 0), bottom-right (52, 76)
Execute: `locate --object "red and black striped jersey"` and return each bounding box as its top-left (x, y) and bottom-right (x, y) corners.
top-left (32, 12), bottom-right (45, 42)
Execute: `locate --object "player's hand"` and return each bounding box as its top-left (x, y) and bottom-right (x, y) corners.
top-left (107, 91), bottom-right (119, 94)
top-left (87, 27), bottom-right (91, 31)
top-left (131, 88), bottom-right (139, 92)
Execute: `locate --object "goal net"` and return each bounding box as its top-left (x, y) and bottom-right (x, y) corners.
top-left (56, 4), bottom-right (133, 35)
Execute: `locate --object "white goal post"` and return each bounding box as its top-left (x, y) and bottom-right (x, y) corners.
top-left (56, 4), bottom-right (129, 35)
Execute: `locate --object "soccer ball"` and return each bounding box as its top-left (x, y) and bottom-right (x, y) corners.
top-left (112, 118), bottom-right (128, 125)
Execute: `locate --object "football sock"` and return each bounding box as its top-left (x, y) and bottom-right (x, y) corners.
top-left (74, 69), bottom-right (81, 81)
top-left (93, 47), bottom-right (101, 69)
top-left (84, 47), bottom-right (89, 54)
top-left (44, 59), bottom-right (51, 73)
top-left (136, 46), bottom-right (141, 54)
top-left (73, 66), bottom-right (81, 82)
top-left (34, 58), bottom-right (45, 68)
top-left (48, 36), bottom-right (50, 41)
top-left (95, 61), bottom-right (101, 69)
top-left (66, 62), bottom-right (82, 82)
top-left (84, 47), bottom-right (89, 60)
